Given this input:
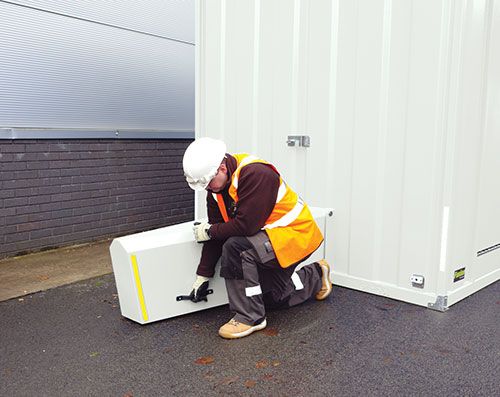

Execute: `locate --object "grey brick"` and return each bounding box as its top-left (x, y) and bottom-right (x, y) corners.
top-left (73, 222), bottom-right (97, 232)
top-left (16, 205), bottom-right (41, 215)
top-left (14, 170), bottom-right (39, 180)
top-left (28, 195), bottom-right (52, 205)
top-left (3, 179), bottom-right (36, 189)
top-left (0, 189), bottom-right (15, 199)
top-left (16, 222), bottom-right (38, 232)
top-left (39, 169), bottom-right (61, 178)
top-left (4, 197), bottom-right (29, 208)
top-left (39, 152), bottom-right (61, 161)
top-left (38, 185), bottom-right (61, 195)
top-left (59, 152), bottom-right (79, 160)
top-left (3, 225), bottom-right (18, 234)
top-left (14, 152), bottom-right (38, 161)
top-left (0, 143), bottom-right (25, 153)
top-left (15, 187), bottom-right (38, 197)
top-left (69, 191), bottom-right (90, 201)
top-left (28, 212), bottom-right (51, 222)
top-left (51, 193), bottom-right (73, 202)
top-left (40, 202), bottom-right (62, 212)
top-left (5, 231), bottom-right (30, 243)
top-left (41, 219), bottom-right (63, 229)
top-left (61, 185), bottom-right (81, 193)
top-left (60, 168), bottom-right (81, 177)
top-left (0, 153), bottom-right (14, 162)
top-left (49, 160), bottom-right (74, 169)
top-left (52, 225), bottom-right (74, 237)
top-left (72, 204), bottom-right (110, 216)
top-left (25, 144), bottom-right (51, 152)
top-left (30, 228), bottom-right (53, 239)
top-left (100, 211), bottom-right (118, 221)
top-left (60, 216), bottom-right (80, 226)
top-left (5, 213), bottom-right (27, 225)
top-left (26, 161), bottom-right (50, 170)
top-left (1, 162), bottom-right (27, 171)
top-left (81, 214), bottom-right (100, 223)
top-left (90, 190), bottom-right (109, 198)
top-left (44, 177), bottom-right (72, 186)
top-left (51, 209), bottom-right (74, 220)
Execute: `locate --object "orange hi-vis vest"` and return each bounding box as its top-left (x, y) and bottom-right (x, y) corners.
top-left (213, 153), bottom-right (324, 268)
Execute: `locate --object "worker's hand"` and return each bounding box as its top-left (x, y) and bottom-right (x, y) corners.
top-left (193, 222), bottom-right (211, 242)
top-left (190, 275), bottom-right (210, 302)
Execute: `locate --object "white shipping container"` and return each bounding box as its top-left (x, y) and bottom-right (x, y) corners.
top-left (195, 0), bottom-right (500, 310)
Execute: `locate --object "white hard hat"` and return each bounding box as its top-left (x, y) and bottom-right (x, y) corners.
top-left (183, 137), bottom-right (227, 191)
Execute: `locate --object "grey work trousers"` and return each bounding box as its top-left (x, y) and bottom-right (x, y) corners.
top-left (220, 232), bottom-right (322, 326)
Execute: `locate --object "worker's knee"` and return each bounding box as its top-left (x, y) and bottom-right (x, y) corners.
top-left (220, 237), bottom-right (252, 280)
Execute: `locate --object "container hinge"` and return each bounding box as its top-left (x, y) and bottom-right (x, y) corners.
top-left (428, 295), bottom-right (449, 312)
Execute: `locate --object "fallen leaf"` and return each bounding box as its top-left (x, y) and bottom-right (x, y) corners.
top-left (89, 352), bottom-right (100, 358)
top-left (218, 376), bottom-right (239, 385)
top-left (244, 380), bottom-right (257, 388)
top-left (271, 360), bottom-right (281, 367)
top-left (37, 275), bottom-right (50, 281)
top-left (195, 356), bottom-right (214, 365)
top-left (255, 360), bottom-right (269, 369)
top-left (263, 327), bottom-right (279, 336)
top-left (122, 392), bottom-right (133, 397)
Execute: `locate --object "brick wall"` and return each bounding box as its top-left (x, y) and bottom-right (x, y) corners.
top-left (0, 139), bottom-right (194, 259)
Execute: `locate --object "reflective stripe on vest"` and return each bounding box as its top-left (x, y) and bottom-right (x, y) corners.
top-left (214, 154), bottom-right (323, 268)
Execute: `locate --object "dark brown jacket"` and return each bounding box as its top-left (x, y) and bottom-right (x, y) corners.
top-left (196, 154), bottom-right (280, 277)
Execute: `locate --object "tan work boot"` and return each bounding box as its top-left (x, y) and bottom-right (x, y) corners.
top-left (315, 259), bottom-right (333, 300)
top-left (218, 318), bottom-right (267, 339)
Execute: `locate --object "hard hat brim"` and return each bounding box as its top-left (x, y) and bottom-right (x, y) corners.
top-left (188, 180), bottom-right (210, 191)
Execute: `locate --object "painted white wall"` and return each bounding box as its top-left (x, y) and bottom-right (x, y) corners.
top-left (196, 0), bottom-right (500, 308)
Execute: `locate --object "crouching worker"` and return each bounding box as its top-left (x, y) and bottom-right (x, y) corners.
top-left (182, 137), bottom-right (333, 339)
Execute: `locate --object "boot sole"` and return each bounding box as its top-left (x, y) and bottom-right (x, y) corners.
top-left (316, 260), bottom-right (332, 301)
top-left (218, 318), bottom-right (267, 339)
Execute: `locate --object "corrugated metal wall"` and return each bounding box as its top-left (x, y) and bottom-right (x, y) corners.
top-left (0, 0), bottom-right (194, 132)
top-left (197, 0), bottom-right (500, 307)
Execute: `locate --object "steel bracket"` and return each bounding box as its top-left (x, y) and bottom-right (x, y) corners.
top-left (428, 295), bottom-right (449, 312)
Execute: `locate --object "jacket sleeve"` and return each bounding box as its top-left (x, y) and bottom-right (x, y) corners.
top-left (208, 163), bottom-right (280, 240)
top-left (196, 193), bottom-right (224, 277)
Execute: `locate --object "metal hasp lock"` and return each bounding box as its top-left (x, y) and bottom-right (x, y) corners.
top-left (287, 135), bottom-right (311, 147)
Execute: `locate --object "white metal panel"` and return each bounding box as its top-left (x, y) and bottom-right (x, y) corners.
top-left (10, 0), bottom-right (195, 43)
top-left (197, 0), bottom-right (500, 309)
top-left (0, 1), bottom-right (194, 131)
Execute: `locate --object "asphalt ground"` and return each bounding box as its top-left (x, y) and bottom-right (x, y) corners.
top-left (1, 275), bottom-right (498, 397)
